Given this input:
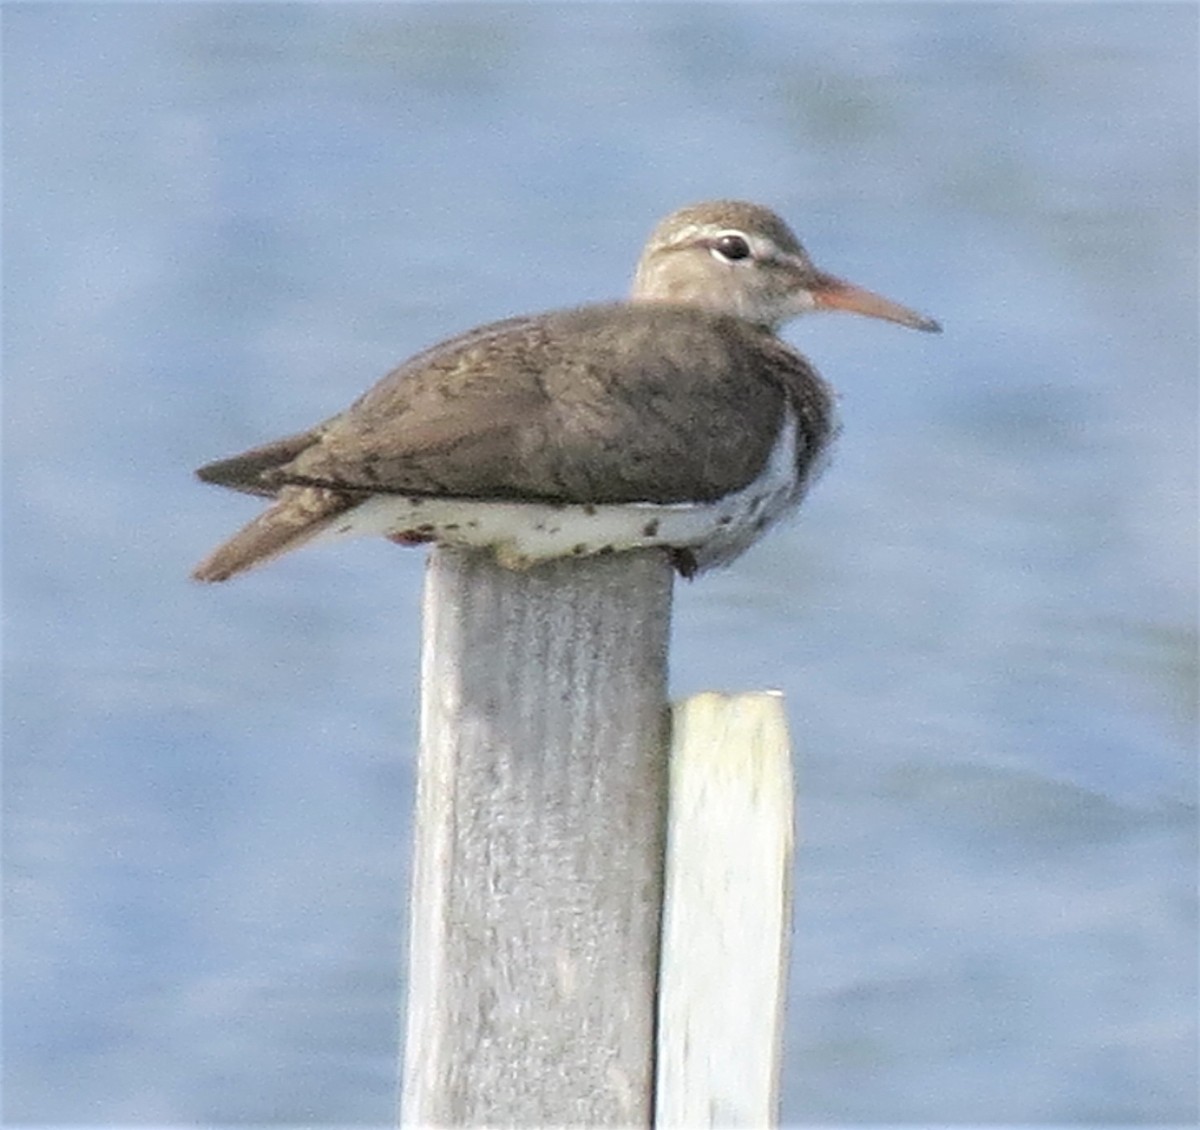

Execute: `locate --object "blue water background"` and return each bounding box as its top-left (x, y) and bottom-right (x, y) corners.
top-left (4, 4), bottom-right (1196, 1124)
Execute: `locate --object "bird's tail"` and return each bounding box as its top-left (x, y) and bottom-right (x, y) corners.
top-left (191, 486), bottom-right (354, 583)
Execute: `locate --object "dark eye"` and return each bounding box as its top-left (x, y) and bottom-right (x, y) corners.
top-left (711, 233), bottom-right (751, 262)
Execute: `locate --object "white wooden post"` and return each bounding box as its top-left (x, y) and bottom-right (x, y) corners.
top-left (655, 691), bottom-right (795, 1128)
top-left (401, 547), bottom-right (673, 1127)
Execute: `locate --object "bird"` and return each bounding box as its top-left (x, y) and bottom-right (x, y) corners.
top-left (191, 200), bottom-right (939, 583)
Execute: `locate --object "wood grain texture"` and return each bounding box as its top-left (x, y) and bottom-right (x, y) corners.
top-left (655, 692), bottom-right (794, 1128)
top-left (401, 547), bottom-right (673, 1127)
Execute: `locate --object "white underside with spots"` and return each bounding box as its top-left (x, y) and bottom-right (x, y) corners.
top-left (312, 410), bottom-right (807, 572)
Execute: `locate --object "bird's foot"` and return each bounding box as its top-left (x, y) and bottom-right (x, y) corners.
top-left (388, 530), bottom-right (435, 546)
top-left (669, 547), bottom-right (699, 579)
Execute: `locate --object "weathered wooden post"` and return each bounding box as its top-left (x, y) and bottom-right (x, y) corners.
top-left (656, 692), bottom-right (794, 1126)
top-left (401, 547), bottom-right (673, 1126)
top-left (400, 549), bottom-right (796, 1128)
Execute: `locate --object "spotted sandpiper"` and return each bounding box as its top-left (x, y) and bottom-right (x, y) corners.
top-left (191, 200), bottom-right (939, 582)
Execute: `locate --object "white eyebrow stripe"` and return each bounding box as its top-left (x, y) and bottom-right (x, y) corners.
top-left (664, 224), bottom-right (788, 265)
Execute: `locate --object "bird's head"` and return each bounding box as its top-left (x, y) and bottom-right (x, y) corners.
top-left (631, 200), bottom-right (941, 334)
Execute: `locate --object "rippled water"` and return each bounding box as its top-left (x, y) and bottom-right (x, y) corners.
top-left (5, 4), bottom-right (1196, 1124)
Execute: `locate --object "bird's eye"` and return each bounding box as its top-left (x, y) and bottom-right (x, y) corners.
top-left (711, 233), bottom-right (752, 262)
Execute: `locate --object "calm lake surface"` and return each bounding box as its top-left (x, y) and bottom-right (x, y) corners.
top-left (5, 4), bottom-right (1196, 1124)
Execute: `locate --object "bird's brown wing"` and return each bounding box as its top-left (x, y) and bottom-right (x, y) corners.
top-left (262, 305), bottom-right (791, 505)
top-left (280, 355), bottom-right (553, 499)
top-left (195, 428), bottom-right (322, 497)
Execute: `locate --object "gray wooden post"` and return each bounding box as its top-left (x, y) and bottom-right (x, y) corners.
top-left (655, 692), bottom-right (794, 1127)
top-left (401, 547), bottom-right (673, 1127)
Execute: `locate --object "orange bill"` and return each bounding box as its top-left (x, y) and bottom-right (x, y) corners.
top-left (812, 272), bottom-right (942, 333)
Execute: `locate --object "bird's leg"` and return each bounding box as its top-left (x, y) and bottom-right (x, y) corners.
top-left (669, 547), bottom-right (699, 579)
top-left (388, 531), bottom-right (435, 546)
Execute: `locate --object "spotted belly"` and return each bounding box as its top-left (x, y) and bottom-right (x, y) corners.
top-left (314, 411), bottom-right (809, 574)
